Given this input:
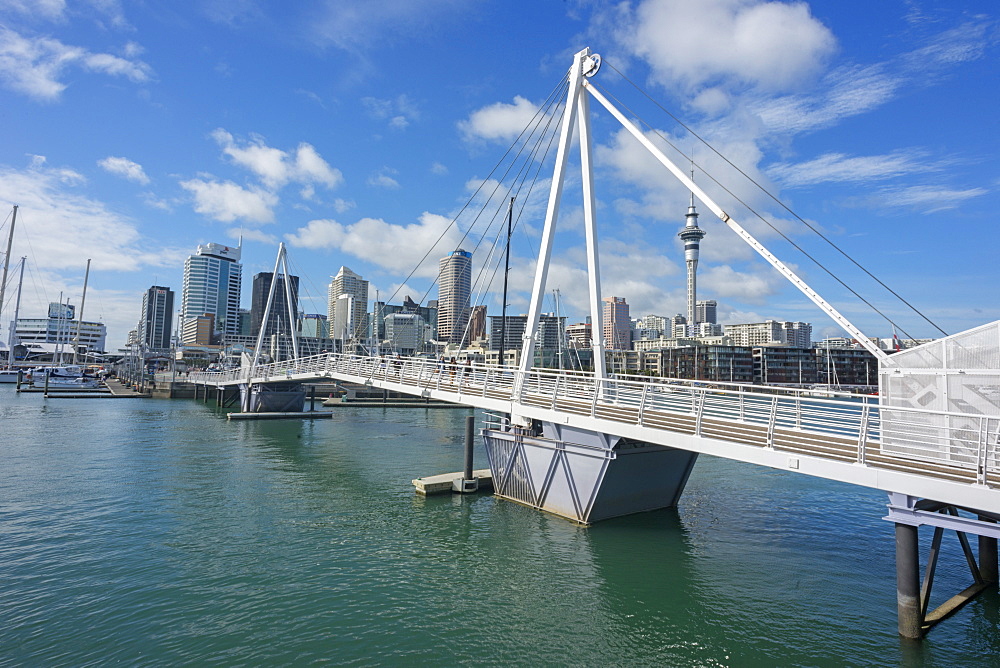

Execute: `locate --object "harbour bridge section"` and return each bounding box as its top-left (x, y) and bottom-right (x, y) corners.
top-left (188, 49), bottom-right (999, 639)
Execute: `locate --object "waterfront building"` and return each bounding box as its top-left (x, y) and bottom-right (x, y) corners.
top-left (371, 296), bottom-right (437, 343)
top-left (237, 309), bottom-right (251, 336)
top-left (468, 305), bottom-right (487, 343)
top-left (300, 314), bottom-right (328, 339)
top-left (754, 346), bottom-right (819, 385)
top-left (14, 312), bottom-right (108, 356)
top-left (328, 267), bottom-right (369, 343)
top-left (180, 314), bottom-right (215, 347)
top-left (180, 242), bottom-right (242, 345)
top-left (696, 299), bottom-right (717, 325)
top-left (139, 285), bottom-right (174, 351)
top-left (724, 320), bottom-right (813, 348)
top-left (250, 272), bottom-right (300, 339)
top-left (602, 296), bottom-right (631, 350)
top-left (669, 314), bottom-right (688, 338)
top-left (437, 249), bottom-right (472, 346)
top-left (637, 314), bottom-right (668, 336)
top-left (566, 322), bottom-right (592, 349)
top-left (384, 313), bottom-right (431, 355)
top-left (488, 314), bottom-right (565, 354)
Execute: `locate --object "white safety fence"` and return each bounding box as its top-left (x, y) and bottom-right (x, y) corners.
top-left (188, 352), bottom-right (999, 484)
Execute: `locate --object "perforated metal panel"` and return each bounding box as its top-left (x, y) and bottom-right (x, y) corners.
top-left (880, 321), bottom-right (1000, 465)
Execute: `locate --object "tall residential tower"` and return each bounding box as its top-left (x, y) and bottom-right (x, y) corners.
top-left (180, 242), bottom-right (242, 345)
top-left (328, 266), bottom-right (368, 343)
top-left (437, 249), bottom-right (472, 346)
top-left (139, 285), bottom-right (174, 350)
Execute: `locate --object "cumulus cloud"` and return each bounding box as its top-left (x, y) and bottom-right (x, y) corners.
top-left (367, 168), bottom-right (400, 189)
top-left (98, 156), bottom-right (150, 184)
top-left (614, 0), bottom-right (836, 93)
top-left (286, 212), bottom-right (464, 277)
top-left (0, 160), bottom-right (181, 271)
top-left (211, 129), bottom-right (343, 190)
top-left (459, 96), bottom-right (543, 143)
top-left (0, 26), bottom-right (152, 101)
top-left (179, 177), bottom-right (278, 223)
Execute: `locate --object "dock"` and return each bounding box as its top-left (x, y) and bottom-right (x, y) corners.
top-left (227, 411), bottom-right (333, 420)
top-left (412, 469), bottom-right (493, 495)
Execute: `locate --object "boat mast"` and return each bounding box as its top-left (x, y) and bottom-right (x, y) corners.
top-left (0, 205), bottom-right (16, 346)
top-left (72, 258), bottom-right (91, 365)
top-left (6, 257), bottom-right (24, 371)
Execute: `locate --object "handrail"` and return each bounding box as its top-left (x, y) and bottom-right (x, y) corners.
top-left (184, 350), bottom-right (996, 479)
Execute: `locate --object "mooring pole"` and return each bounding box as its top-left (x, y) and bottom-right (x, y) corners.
top-left (464, 415), bottom-right (475, 481)
top-left (43, 370), bottom-right (50, 396)
top-left (310, 386), bottom-right (316, 412)
top-left (896, 522), bottom-right (923, 639)
top-left (980, 516), bottom-right (999, 585)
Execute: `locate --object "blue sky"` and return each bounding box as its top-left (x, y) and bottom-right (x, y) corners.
top-left (0, 0), bottom-right (997, 349)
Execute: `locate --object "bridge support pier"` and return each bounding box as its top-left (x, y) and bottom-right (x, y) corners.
top-left (239, 382), bottom-right (306, 413)
top-left (482, 420), bottom-right (697, 524)
top-left (887, 493), bottom-right (1000, 639)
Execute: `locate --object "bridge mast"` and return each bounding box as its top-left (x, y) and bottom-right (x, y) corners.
top-left (517, 48), bottom-right (606, 388)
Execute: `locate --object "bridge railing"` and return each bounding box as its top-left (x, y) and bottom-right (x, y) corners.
top-left (187, 352), bottom-right (997, 478)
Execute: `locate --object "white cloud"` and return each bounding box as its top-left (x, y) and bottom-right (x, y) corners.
top-left (285, 212), bottom-right (464, 277)
top-left (179, 177), bottom-right (278, 223)
top-left (98, 156), bottom-right (150, 184)
top-left (211, 129), bottom-right (343, 190)
top-left (767, 150), bottom-right (933, 188)
top-left (0, 162), bottom-right (181, 272)
top-left (701, 264), bottom-right (782, 304)
top-left (1, 0), bottom-right (66, 21)
top-left (613, 0), bottom-right (836, 93)
top-left (362, 94), bottom-right (419, 129)
top-left (308, 0), bottom-right (474, 52)
top-left (367, 168), bottom-right (400, 189)
top-left (872, 185), bottom-right (987, 213)
top-left (227, 226), bottom-right (277, 245)
top-left (0, 26), bottom-right (152, 101)
top-left (459, 96), bottom-right (542, 143)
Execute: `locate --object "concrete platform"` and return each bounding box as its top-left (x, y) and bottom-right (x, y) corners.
top-left (227, 411), bottom-right (333, 420)
top-left (323, 400), bottom-right (469, 408)
top-left (412, 469), bottom-right (493, 495)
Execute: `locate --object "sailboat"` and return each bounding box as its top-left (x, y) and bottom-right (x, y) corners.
top-left (0, 206), bottom-right (22, 383)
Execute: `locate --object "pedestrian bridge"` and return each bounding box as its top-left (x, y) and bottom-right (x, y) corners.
top-left (188, 338), bottom-right (1000, 523)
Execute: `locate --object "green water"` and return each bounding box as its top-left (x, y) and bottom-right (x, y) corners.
top-left (1, 387), bottom-right (997, 666)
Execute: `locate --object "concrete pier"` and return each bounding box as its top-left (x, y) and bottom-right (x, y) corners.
top-left (412, 469), bottom-right (493, 495)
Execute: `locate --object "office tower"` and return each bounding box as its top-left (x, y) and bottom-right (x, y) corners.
top-left (328, 266), bottom-right (368, 342)
top-left (300, 314), bottom-right (328, 339)
top-left (250, 272), bottom-right (300, 338)
top-left (180, 242), bottom-right (242, 344)
top-left (602, 296), bottom-right (630, 350)
top-left (139, 285), bottom-right (174, 350)
top-left (437, 249), bottom-right (472, 346)
top-left (468, 305), bottom-right (487, 342)
top-left (696, 299), bottom-right (717, 325)
top-left (678, 180), bottom-right (706, 334)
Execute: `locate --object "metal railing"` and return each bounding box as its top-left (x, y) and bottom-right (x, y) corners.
top-left (187, 352), bottom-right (998, 483)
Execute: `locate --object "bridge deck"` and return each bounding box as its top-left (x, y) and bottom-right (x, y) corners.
top-left (188, 352), bottom-right (1000, 512)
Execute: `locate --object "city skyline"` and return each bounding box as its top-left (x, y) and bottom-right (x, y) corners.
top-left (1, 2), bottom-right (997, 349)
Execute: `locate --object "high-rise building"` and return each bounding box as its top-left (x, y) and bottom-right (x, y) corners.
top-left (678, 181), bottom-right (706, 334)
top-left (468, 305), bottom-right (487, 343)
top-left (250, 272), bottom-right (300, 339)
top-left (328, 266), bottom-right (369, 342)
top-left (180, 242), bottom-right (242, 345)
top-left (300, 314), bottom-right (328, 339)
top-left (602, 296), bottom-right (631, 350)
top-left (139, 285), bottom-right (174, 350)
top-left (724, 320), bottom-right (812, 348)
top-left (695, 299), bottom-right (717, 325)
top-left (437, 249), bottom-right (472, 346)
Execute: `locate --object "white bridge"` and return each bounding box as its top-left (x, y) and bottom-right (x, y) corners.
top-left (187, 49), bottom-right (998, 638)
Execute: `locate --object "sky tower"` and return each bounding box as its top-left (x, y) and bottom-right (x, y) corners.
top-left (678, 171), bottom-right (706, 335)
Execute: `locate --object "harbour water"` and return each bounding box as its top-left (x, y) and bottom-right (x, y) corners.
top-left (1, 386), bottom-right (997, 666)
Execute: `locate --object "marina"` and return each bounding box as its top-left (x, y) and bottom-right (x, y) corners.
top-left (1, 383), bottom-right (997, 665)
